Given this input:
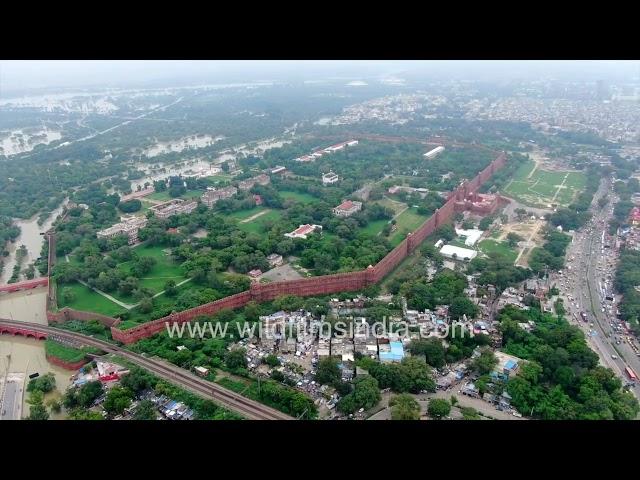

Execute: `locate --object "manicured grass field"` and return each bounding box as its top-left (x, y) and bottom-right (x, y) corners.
top-left (228, 206), bottom-right (268, 220)
top-left (360, 219), bottom-right (389, 237)
top-left (57, 282), bottom-right (125, 317)
top-left (504, 159), bottom-right (586, 208)
top-left (388, 208), bottom-right (429, 245)
top-left (236, 210), bottom-right (283, 234)
top-left (206, 174), bottom-right (234, 183)
top-left (280, 191), bottom-right (317, 204)
top-left (116, 245), bottom-right (186, 297)
top-left (147, 189), bottom-right (204, 202)
top-left (45, 340), bottom-right (88, 363)
top-left (375, 198), bottom-right (407, 215)
top-left (478, 239), bottom-right (518, 264)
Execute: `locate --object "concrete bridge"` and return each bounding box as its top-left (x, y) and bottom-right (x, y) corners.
top-left (0, 277), bottom-right (48, 294)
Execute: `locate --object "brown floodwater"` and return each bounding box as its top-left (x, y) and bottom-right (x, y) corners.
top-left (0, 287), bottom-right (48, 325)
top-left (0, 286), bottom-right (71, 419)
top-left (0, 336), bottom-right (73, 419)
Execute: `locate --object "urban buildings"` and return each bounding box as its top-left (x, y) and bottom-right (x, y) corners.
top-left (97, 216), bottom-right (148, 245)
top-left (201, 186), bottom-right (238, 207)
top-left (149, 199), bottom-right (198, 219)
top-left (238, 173), bottom-right (270, 191)
top-left (120, 186), bottom-right (155, 202)
top-left (294, 140), bottom-right (358, 162)
top-left (332, 200), bottom-right (362, 217)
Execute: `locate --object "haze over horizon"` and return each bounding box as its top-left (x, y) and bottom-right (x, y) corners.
top-left (1, 60), bottom-right (639, 97)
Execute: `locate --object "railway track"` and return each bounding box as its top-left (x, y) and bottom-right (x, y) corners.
top-left (0, 319), bottom-right (293, 420)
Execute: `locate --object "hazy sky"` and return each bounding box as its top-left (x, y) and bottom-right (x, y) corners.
top-left (1, 60), bottom-right (638, 94)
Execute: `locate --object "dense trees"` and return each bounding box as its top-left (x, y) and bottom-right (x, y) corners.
top-left (315, 357), bottom-right (342, 386)
top-left (471, 348), bottom-right (498, 375)
top-left (528, 229), bottom-right (571, 275)
top-left (468, 251), bottom-right (532, 292)
top-left (103, 386), bottom-right (133, 416)
top-left (498, 305), bottom-right (639, 419)
top-left (118, 199), bottom-right (142, 213)
top-left (358, 356), bottom-right (436, 394)
top-left (337, 376), bottom-right (382, 414)
top-left (614, 249), bottom-right (640, 334)
top-left (402, 268), bottom-right (470, 313)
top-left (390, 393), bottom-right (421, 420)
top-left (408, 338), bottom-right (446, 368)
top-left (27, 373), bottom-right (56, 394)
top-left (427, 398), bottom-right (451, 419)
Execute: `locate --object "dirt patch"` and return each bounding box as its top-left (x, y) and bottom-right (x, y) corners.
top-left (491, 219), bottom-right (545, 267)
top-left (260, 263), bottom-right (304, 282)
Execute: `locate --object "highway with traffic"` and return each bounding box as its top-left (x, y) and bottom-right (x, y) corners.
top-left (0, 319), bottom-right (293, 420)
top-left (554, 178), bottom-right (640, 398)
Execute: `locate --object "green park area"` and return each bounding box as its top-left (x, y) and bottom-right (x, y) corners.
top-left (44, 339), bottom-right (98, 363)
top-left (233, 209), bottom-right (284, 234)
top-left (477, 239), bottom-right (518, 264)
top-left (56, 281), bottom-right (125, 317)
top-left (388, 208), bottom-right (429, 246)
top-left (116, 245), bottom-right (186, 296)
top-left (503, 159), bottom-right (586, 208)
top-left (146, 189), bottom-right (204, 202)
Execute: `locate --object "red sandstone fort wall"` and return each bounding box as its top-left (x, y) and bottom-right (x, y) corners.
top-left (49, 150), bottom-right (508, 345)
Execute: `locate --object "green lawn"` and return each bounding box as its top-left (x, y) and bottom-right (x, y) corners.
top-left (147, 189), bottom-right (204, 202)
top-left (236, 210), bottom-right (283, 234)
top-left (115, 245), bottom-right (186, 299)
top-left (478, 239), bottom-right (518, 264)
top-left (360, 219), bottom-right (390, 236)
top-left (280, 191), bottom-right (317, 204)
top-left (388, 208), bottom-right (429, 245)
top-left (228, 206), bottom-right (268, 220)
top-left (375, 198), bottom-right (408, 215)
top-left (504, 159), bottom-right (586, 208)
top-left (57, 282), bottom-right (125, 317)
top-left (45, 340), bottom-right (88, 363)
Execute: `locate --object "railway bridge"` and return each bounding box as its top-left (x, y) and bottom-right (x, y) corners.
top-left (0, 319), bottom-right (292, 420)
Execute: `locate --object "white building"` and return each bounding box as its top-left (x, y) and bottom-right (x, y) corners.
top-left (284, 224), bottom-right (323, 240)
top-left (424, 146), bottom-right (445, 159)
top-left (149, 199), bottom-right (198, 219)
top-left (97, 216), bottom-right (148, 245)
top-left (322, 171), bottom-right (339, 185)
top-left (455, 228), bottom-right (484, 247)
top-left (439, 244), bottom-right (478, 261)
top-left (333, 200), bottom-right (362, 217)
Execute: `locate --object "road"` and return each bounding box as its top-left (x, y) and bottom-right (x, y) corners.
top-left (0, 380), bottom-right (21, 420)
top-left (554, 178), bottom-right (640, 399)
top-left (0, 319), bottom-right (292, 420)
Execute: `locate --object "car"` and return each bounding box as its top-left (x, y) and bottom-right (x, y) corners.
top-left (611, 354), bottom-right (618, 360)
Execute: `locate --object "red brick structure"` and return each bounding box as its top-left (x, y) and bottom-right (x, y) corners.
top-left (46, 353), bottom-right (87, 371)
top-left (107, 150), bottom-right (508, 344)
top-left (0, 277), bottom-right (48, 293)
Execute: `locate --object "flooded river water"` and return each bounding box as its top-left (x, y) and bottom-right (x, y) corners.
top-left (0, 287), bottom-right (71, 420)
top-left (0, 200), bottom-right (68, 284)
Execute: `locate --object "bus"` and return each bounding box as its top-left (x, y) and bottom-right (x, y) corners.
top-left (625, 366), bottom-right (637, 381)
